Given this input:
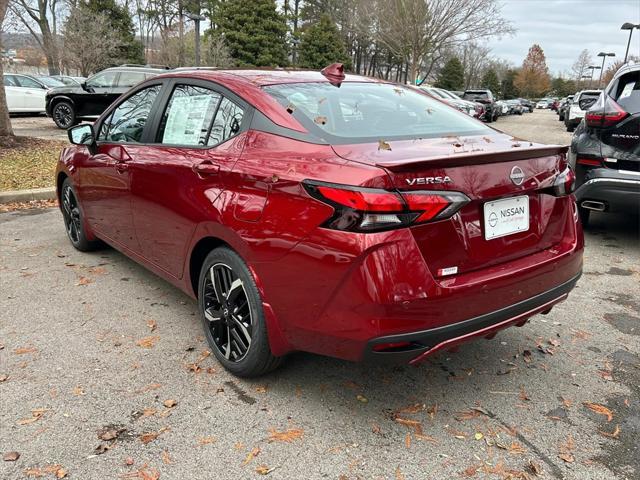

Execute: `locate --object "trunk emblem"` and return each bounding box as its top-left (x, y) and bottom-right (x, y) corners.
top-left (405, 176), bottom-right (452, 186)
top-left (510, 166), bottom-right (525, 185)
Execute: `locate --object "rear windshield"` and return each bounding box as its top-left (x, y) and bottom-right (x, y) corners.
top-left (611, 70), bottom-right (640, 114)
top-left (264, 82), bottom-right (490, 143)
top-left (463, 91), bottom-right (489, 101)
top-left (577, 92), bottom-right (601, 109)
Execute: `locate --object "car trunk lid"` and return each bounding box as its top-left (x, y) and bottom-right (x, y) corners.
top-left (332, 134), bottom-right (570, 277)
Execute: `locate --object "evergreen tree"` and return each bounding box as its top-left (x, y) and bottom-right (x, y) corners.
top-left (84, 0), bottom-right (144, 67)
top-left (298, 15), bottom-right (349, 69)
top-left (500, 69), bottom-right (519, 99)
top-left (434, 57), bottom-right (464, 90)
top-left (217, 0), bottom-right (288, 67)
top-left (481, 69), bottom-right (500, 96)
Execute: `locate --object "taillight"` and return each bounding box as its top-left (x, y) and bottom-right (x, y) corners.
top-left (303, 181), bottom-right (470, 232)
top-left (552, 167), bottom-right (576, 197)
top-left (576, 158), bottom-right (602, 167)
top-left (585, 95), bottom-right (628, 128)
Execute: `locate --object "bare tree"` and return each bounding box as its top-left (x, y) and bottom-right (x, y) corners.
top-left (361, 0), bottom-right (514, 84)
top-left (571, 49), bottom-right (592, 81)
top-left (8, 0), bottom-right (61, 74)
top-left (205, 34), bottom-right (232, 67)
top-left (61, 6), bottom-right (121, 76)
top-left (1, 0), bottom-right (15, 142)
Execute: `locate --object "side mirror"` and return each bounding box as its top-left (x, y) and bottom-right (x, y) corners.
top-left (68, 124), bottom-right (96, 153)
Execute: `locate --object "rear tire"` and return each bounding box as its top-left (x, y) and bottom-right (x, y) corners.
top-left (198, 247), bottom-right (283, 377)
top-left (61, 178), bottom-right (101, 251)
top-left (52, 101), bottom-right (77, 129)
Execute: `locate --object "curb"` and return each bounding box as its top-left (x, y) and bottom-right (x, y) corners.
top-left (0, 187), bottom-right (57, 204)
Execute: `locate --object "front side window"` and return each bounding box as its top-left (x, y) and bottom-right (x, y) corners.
top-left (87, 71), bottom-right (118, 88)
top-left (99, 85), bottom-right (162, 143)
top-left (265, 82), bottom-right (490, 143)
top-left (16, 76), bottom-right (43, 89)
top-left (117, 71), bottom-right (147, 88)
top-left (159, 85), bottom-right (221, 146)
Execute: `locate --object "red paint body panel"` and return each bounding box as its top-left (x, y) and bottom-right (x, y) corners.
top-left (55, 70), bottom-right (584, 365)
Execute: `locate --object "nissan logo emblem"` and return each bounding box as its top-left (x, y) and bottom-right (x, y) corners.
top-left (510, 166), bottom-right (525, 186)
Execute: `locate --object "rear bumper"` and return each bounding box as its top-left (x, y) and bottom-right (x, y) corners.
top-left (363, 272), bottom-right (580, 363)
top-left (575, 168), bottom-right (640, 214)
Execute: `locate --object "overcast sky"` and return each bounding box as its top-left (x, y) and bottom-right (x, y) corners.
top-left (486, 0), bottom-right (640, 76)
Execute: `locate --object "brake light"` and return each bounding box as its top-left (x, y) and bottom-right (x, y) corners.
top-left (552, 167), bottom-right (576, 197)
top-left (303, 181), bottom-right (470, 232)
top-left (577, 158), bottom-right (602, 167)
top-left (585, 95), bottom-right (628, 128)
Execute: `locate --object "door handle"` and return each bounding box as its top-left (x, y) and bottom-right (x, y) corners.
top-left (192, 162), bottom-right (220, 176)
top-left (115, 160), bottom-right (129, 173)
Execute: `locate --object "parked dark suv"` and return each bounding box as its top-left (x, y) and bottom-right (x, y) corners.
top-left (462, 89), bottom-right (498, 122)
top-left (46, 65), bottom-right (168, 129)
top-left (570, 62), bottom-right (640, 225)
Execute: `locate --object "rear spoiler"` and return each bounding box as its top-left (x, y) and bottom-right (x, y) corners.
top-left (376, 145), bottom-right (569, 171)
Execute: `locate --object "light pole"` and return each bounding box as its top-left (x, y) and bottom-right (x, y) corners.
top-left (597, 52), bottom-right (615, 86)
top-left (185, 12), bottom-right (206, 67)
top-left (621, 23), bottom-right (640, 62)
top-left (586, 65), bottom-right (601, 88)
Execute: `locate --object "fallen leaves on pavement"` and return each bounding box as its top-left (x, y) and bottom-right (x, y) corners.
top-left (243, 447), bottom-right (260, 465)
top-left (256, 465), bottom-right (275, 475)
top-left (599, 424), bottom-right (620, 439)
top-left (3, 451), bottom-right (20, 462)
top-left (136, 336), bottom-right (160, 349)
top-left (583, 402), bottom-right (613, 422)
top-left (24, 464), bottom-right (67, 478)
top-left (13, 346), bottom-right (37, 355)
top-left (17, 408), bottom-right (48, 425)
top-left (268, 428), bottom-right (304, 443)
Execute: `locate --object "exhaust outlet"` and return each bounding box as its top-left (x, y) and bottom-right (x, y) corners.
top-left (581, 200), bottom-right (606, 212)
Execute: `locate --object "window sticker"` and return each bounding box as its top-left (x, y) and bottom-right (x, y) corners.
top-left (162, 94), bottom-right (215, 145)
top-left (619, 81), bottom-right (636, 100)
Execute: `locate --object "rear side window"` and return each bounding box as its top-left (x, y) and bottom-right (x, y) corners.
top-left (208, 97), bottom-right (244, 146)
top-left (99, 85), bottom-right (162, 143)
top-left (611, 70), bottom-right (640, 114)
top-left (265, 82), bottom-right (489, 143)
top-left (117, 71), bottom-right (147, 88)
top-left (158, 85), bottom-right (221, 146)
top-left (87, 71), bottom-right (118, 88)
top-left (3, 75), bottom-right (17, 87)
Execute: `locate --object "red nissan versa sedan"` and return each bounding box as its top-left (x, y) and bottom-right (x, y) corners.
top-left (57, 64), bottom-right (584, 377)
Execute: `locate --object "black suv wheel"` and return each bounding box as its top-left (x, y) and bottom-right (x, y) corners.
top-left (52, 101), bottom-right (78, 129)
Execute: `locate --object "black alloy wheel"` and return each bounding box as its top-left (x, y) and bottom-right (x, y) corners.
top-left (60, 178), bottom-right (101, 251)
top-left (53, 101), bottom-right (77, 129)
top-left (198, 248), bottom-right (282, 377)
top-left (203, 262), bottom-right (253, 362)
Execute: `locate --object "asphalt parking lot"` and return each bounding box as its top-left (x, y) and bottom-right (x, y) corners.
top-left (10, 115), bottom-right (74, 142)
top-left (1, 110), bottom-right (639, 480)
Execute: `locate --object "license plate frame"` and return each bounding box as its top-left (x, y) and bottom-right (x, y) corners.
top-left (483, 195), bottom-right (530, 240)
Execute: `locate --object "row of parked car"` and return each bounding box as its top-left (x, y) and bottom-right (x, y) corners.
top-left (4, 65), bottom-right (164, 128)
top-left (4, 65), bottom-right (538, 130)
top-left (419, 86), bottom-right (533, 123)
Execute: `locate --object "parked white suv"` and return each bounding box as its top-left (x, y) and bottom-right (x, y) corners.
top-left (565, 90), bottom-right (602, 132)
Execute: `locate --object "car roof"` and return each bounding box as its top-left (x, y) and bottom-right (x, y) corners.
top-left (156, 68), bottom-right (379, 86)
top-left (102, 66), bottom-right (168, 74)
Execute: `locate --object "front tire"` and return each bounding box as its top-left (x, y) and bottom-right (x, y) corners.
top-left (61, 178), bottom-right (101, 251)
top-left (198, 247), bottom-right (282, 377)
top-left (52, 101), bottom-right (77, 129)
